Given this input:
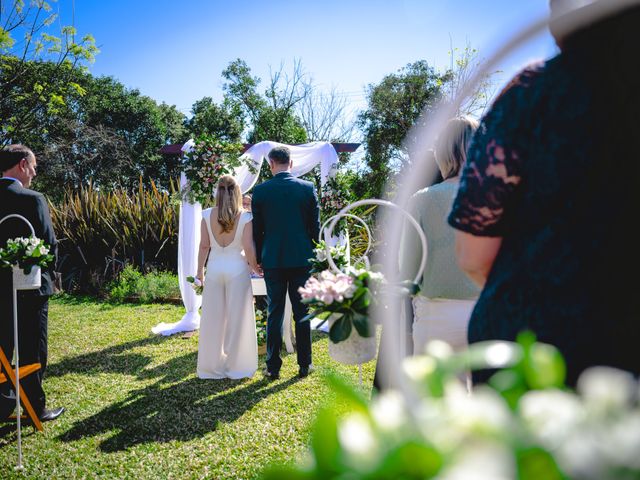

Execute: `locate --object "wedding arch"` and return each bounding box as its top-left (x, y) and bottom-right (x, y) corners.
top-left (151, 140), bottom-right (360, 336)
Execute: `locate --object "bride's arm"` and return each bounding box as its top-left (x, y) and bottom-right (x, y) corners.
top-left (242, 220), bottom-right (261, 275)
top-left (197, 218), bottom-right (210, 283)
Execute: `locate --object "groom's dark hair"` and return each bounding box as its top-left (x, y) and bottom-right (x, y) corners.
top-left (268, 146), bottom-right (290, 165)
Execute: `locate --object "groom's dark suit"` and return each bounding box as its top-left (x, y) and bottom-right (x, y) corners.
top-left (252, 171), bottom-right (320, 375)
top-left (0, 178), bottom-right (58, 417)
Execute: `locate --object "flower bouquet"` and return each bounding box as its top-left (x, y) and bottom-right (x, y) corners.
top-left (299, 267), bottom-right (383, 364)
top-left (309, 240), bottom-right (349, 275)
top-left (0, 236), bottom-right (54, 290)
top-left (0, 236), bottom-right (54, 274)
top-left (185, 275), bottom-right (203, 295)
top-left (181, 135), bottom-right (256, 206)
top-left (263, 332), bottom-right (640, 480)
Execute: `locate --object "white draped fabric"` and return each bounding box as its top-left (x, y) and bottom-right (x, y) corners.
top-left (151, 172), bottom-right (202, 335)
top-left (151, 140), bottom-right (339, 336)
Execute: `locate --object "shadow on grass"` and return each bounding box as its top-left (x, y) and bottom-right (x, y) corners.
top-left (0, 422), bottom-right (40, 448)
top-left (59, 375), bottom-right (301, 452)
top-left (46, 335), bottom-right (170, 378)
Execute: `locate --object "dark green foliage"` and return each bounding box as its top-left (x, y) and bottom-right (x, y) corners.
top-left (357, 61), bottom-right (449, 198)
top-left (1, 1), bottom-right (99, 147)
top-left (107, 265), bottom-right (180, 303)
top-left (50, 180), bottom-right (179, 293)
top-left (184, 96), bottom-right (244, 141)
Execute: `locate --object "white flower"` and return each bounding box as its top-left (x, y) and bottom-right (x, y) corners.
top-left (371, 391), bottom-right (407, 432)
top-left (446, 386), bottom-right (512, 435)
top-left (338, 413), bottom-right (378, 458)
top-left (438, 440), bottom-right (515, 480)
top-left (520, 389), bottom-right (584, 447)
top-left (577, 367), bottom-right (637, 414)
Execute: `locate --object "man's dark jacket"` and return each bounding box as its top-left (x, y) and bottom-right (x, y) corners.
top-left (251, 172), bottom-right (320, 269)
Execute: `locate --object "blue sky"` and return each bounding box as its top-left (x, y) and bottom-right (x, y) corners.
top-left (53, 0), bottom-right (557, 118)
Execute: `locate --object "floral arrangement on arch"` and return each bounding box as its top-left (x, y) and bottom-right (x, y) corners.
top-left (181, 135), bottom-right (256, 206)
top-left (320, 175), bottom-right (352, 227)
top-left (0, 237), bottom-right (54, 274)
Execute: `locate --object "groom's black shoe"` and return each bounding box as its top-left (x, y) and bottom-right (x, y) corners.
top-left (39, 407), bottom-right (66, 423)
top-left (23, 407), bottom-right (66, 425)
top-left (298, 365), bottom-right (313, 378)
top-left (262, 368), bottom-right (280, 380)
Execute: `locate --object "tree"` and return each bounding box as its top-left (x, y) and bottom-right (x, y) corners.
top-left (357, 48), bottom-right (498, 198)
top-left (0, 0), bottom-right (99, 145)
top-left (357, 60), bottom-right (449, 198)
top-left (442, 43), bottom-right (499, 119)
top-left (222, 58), bottom-right (308, 144)
top-left (298, 81), bottom-right (356, 143)
top-left (29, 70), bottom-right (187, 198)
top-left (184, 97), bottom-right (243, 141)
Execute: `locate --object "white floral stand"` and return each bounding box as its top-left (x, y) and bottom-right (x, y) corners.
top-left (0, 214), bottom-right (42, 471)
top-left (322, 200), bottom-right (427, 385)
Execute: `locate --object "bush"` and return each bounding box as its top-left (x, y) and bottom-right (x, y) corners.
top-left (107, 265), bottom-right (142, 302)
top-left (136, 270), bottom-right (181, 303)
top-left (108, 265), bottom-right (180, 303)
top-left (50, 179), bottom-right (180, 294)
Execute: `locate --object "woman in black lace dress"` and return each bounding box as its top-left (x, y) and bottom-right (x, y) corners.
top-left (448, 2), bottom-right (640, 386)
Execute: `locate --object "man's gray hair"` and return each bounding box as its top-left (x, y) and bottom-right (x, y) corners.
top-left (0, 144), bottom-right (34, 172)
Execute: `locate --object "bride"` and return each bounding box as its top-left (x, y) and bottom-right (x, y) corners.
top-left (196, 175), bottom-right (261, 379)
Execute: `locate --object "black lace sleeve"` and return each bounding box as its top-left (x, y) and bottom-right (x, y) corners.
top-left (448, 65), bottom-right (543, 237)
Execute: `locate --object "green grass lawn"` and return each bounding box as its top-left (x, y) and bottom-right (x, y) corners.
top-left (0, 295), bottom-right (376, 479)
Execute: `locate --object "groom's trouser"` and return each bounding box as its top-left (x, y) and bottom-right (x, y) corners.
top-left (264, 267), bottom-right (312, 374)
top-left (0, 292), bottom-right (48, 418)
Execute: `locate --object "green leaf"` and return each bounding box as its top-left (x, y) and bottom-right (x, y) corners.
top-left (517, 331), bottom-right (566, 389)
top-left (378, 441), bottom-right (443, 478)
top-left (489, 370), bottom-right (528, 410)
top-left (329, 315), bottom-right (352, 343)
top-left (517, 447), bottom-right (566, 480)
top-left (351, 312), bottom-right (371, 337)
top-left (311, 408), bottom-right (341, 475)
top-left (525, 342), bottom-right (566, 389)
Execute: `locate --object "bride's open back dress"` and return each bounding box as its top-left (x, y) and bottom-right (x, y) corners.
top-left (197, 209), bottom-right (257, 379)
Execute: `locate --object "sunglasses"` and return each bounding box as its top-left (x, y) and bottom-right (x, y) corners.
top-left (218, 185), bottom-right (234, 191)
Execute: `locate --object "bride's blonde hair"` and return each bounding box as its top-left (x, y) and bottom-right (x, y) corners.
top-left (216, 175), bottom-right (242, 233)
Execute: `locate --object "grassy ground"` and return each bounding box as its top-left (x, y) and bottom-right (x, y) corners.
top-left (0, 295), bottom-right (376, 479)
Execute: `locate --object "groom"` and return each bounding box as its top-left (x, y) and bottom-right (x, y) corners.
top-left (252, 146), bottom-right (320, 379)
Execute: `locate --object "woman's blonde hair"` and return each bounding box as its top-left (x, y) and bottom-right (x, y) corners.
top-left (435, 115), bottom-right (479, 180)
top-left (216, 175), bottom-right (242, 233)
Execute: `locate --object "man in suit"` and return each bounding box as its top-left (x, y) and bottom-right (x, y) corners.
top-left (252, 146), bottom-right (320, 379)
top-left (0, 144), bottom-right (65, 422)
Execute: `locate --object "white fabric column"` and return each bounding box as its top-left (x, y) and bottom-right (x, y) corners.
top-left (151, 172), bottom-right (202, 335)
